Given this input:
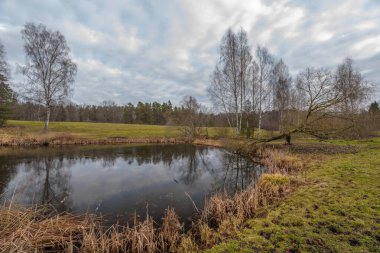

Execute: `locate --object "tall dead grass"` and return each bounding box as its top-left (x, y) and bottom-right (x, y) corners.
top-left (193, 145), bottom-right (305, 249)
top-left (0, 146), bottom-right (305, 252)
top-left (0, 133), bottom-right (185, 147)
top-left (0, 206), bottom-right (184, 253)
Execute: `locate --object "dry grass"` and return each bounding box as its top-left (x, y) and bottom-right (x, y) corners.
top-left (0, 205), bottom-right (92, 252)
top-left (0, 205), bottom-right (184, 253)
top-left (192, 146), bottom-right (305, 250)
top-left (199, 173), bottom-right (295, 230)
top-left (0, 147), bottom-right (304, 252)
top-left (0, 132), bottom-right (185, 147)
top-left (241, 145), bottom-right (306, 174)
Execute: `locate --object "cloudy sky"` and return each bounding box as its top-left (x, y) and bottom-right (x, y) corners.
top-left (0, 0), bottom-right (379, 105)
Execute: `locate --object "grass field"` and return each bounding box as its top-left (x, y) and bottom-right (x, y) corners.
top-left (0, 120), bottom-right (273, 145)
top-left (207, 138), bottom-right (380, 252)
top-left (3, 120), bottom-right (181, 139)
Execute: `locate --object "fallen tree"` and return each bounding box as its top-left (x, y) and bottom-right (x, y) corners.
top-left (251, 59), bottom-right (371, 145)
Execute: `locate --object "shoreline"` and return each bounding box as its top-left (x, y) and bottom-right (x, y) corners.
top-left (0, 139), bottom-right (305, 252)
top-left (0, 133), bottom-right (189, 147)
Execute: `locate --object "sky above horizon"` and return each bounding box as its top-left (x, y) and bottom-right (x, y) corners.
top-left (0, 0), bottom-right (379, 106)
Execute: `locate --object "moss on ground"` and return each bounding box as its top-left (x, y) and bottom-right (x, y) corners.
top-left (207, 139), bottom-right (380, 253)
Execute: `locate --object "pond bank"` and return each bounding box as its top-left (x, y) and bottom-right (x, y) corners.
top-left (0, 133), bottom-right (187, 146)
top-left (0, 140), bottom-right (305, 252)
top-left (207, 138), bottom-right (380, 253)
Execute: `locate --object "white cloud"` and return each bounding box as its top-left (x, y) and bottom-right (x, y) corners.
top-left (0, 0), bottom-right (379, 105)
top-left (353, 35), bottom-right (380, 57)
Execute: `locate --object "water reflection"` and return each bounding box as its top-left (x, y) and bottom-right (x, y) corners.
top-left (0, 144), bottom-right (265, 225)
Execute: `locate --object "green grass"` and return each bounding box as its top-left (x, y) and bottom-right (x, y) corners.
top-left (207, 139), bottom-right (380, 253)
top-left (2, 120), bottom-right (238, 140)
top-left (4, 120), bottom-right (180, 139)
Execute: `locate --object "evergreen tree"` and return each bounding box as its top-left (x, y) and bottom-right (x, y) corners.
top-left (0, 75), bottom-right (15, 126)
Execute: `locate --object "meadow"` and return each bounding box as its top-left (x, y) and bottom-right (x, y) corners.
top-left (4, 120), bottom-right (181, 139)
top-left (0, 120), bottom-right (239, 146)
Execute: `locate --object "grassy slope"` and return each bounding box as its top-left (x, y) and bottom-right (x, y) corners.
top-left (207, 139), bottom-right (380, 253)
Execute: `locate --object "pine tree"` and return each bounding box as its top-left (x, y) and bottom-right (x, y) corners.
top-left (0, 74), bottom-right (14, 126)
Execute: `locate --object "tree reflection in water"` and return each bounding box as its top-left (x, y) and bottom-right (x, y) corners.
top-left (1, 154), bottom-right (72, 212)
top-left (0, 144), bottom-right (265, 225)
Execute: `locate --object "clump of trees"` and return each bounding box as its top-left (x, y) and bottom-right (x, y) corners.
top-left (19, 23), bottom-right (77, 131)
top-left (172, 96), bottom-right (208, 140)
top-left (208, 29), bottom-right (254, 136)
top-left (0, 41), bottom-right (15, 127)
top-left (209, 28), bottom-right (374, 143)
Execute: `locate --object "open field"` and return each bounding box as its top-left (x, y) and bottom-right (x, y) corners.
top-left (0, 120), bottom-right (238, 145)
top-left (0, 120), bottom-right (280, 146)
top-left (207, 138), bottom-right (380, 252)
top-left (4, 120), bottom-right (181, 139)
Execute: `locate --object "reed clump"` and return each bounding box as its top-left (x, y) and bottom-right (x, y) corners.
top-left (193, 147), bottom-right (304, 248)
top-left (199, 173), bottom-right (293, 230)
top-left (0, 205), bottom-right (93, 252)
top-left (255, 146), bottom-right (304, 173)
top-left (0, 205), bottom-right (184, 253)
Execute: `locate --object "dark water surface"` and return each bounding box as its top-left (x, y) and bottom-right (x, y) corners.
top-left (0, 144), bottom-right (265, 226)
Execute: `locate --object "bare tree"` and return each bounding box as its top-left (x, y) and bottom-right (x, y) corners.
top-left (209, 28), bottom-right (252, 135)
top-left (173, 96), bottom-right (206, 140)
top-left (236, 29), bottom-right (253, 134)
top-left (247, 60), bottom-right (259, 137)
top-left (335, 58), bottom-right (369, 114)
top-left (272, 59), bottom-right (291, 131)
top-left (255, 46), bottom-right (274, 134)
top-left (20, 23), bottom-right (77, 131)
top-left (255, 64), bottom-right (371, 144)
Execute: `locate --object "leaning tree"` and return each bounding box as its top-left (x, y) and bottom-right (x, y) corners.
top-left (20, 23), bottom-right (77, 131)
top-left (255, 60), bottom-right (371, 145)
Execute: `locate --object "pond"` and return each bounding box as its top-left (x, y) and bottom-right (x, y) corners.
top-left (0, 144), bottom-right (265, 226)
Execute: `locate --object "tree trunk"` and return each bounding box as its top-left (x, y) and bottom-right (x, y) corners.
top-left (246, 117), bottom-right (250, 139)
top-left (250, 128), bottom-right (299, 146)
top-left (44, 106), bottom-right (50, 132)
top-left (258, 110), bottom-right (262, 135)
top-left (285, 133), bottom-right (291, 145)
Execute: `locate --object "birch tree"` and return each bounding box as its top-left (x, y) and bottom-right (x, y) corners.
top-left (272, 59), bottom-right (291, 131)
top-left (255, 46), bottom-right (274, 134)
top-left (20, 23), bottom-right (77, 131)
top-left (209, 28), bottom-right (252, 135)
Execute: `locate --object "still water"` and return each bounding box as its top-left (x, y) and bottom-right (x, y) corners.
top-left (0, 144), bottom-right (265, 225)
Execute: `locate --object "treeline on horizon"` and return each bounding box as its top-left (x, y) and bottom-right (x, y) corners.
top-left (10, 99), bottom-right (380, 132)
top-left (11, 100), bottom-right (229, 126)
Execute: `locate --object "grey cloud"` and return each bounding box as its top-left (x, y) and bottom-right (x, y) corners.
top-left (0, 0), bottom-right (379, 106)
